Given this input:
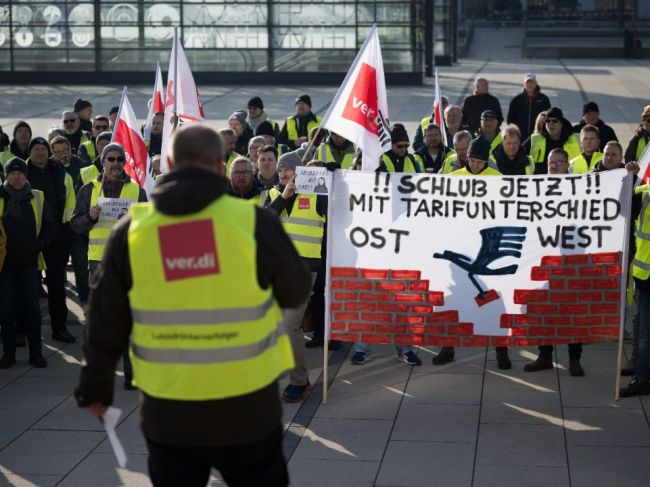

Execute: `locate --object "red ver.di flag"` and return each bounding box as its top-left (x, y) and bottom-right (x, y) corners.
top-left (320, 24), bottom-right (391, 172)
top-left (112, 88), bottom-right (154, 196)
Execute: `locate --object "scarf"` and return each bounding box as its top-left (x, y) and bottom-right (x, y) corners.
top-left (2, 180), bottom-right (32, 219)
top-left (248, 112), bottom-right (269, 132)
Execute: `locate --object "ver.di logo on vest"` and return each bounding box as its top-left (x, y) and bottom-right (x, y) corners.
top-left (158, 219), bottom-right (220, 281)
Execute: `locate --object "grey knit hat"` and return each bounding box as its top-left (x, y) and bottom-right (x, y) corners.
top-left (228, 110), bottom-right (248, 127)
top-left (277, 152), bottom-right (303, 172)
top-left (100, 142), bottom-right (126, 163)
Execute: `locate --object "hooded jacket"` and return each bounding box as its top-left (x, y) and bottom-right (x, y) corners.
top-left (75, 168), bottom-right (311, 447)
top-left (507, 86), bottom-right (551, 141)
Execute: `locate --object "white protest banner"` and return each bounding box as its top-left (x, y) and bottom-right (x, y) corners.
top-left (326, 170), bottom-right (631, 348)
top-left (295, 166), bottom-right (332, 195)
top-left (98, 197), bottom-right (133, 223)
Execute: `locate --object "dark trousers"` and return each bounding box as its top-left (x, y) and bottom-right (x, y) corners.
top-left (310, 260), bottom-right (326, 339)
top-left (539, 343), bottom-right (582, 360)
top-left (66, 232), bottom-right (89, 303)
top-left (145, 425), bottom-right (288, 487)
top-left (43, 242), bottom-right (69, 331)
top-left (0, 268), bottom-right (43, 358)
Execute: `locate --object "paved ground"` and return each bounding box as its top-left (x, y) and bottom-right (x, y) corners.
top-left (2, 27), bottom-right (650, 487)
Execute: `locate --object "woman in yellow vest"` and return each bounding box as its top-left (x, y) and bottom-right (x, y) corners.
top-left (624, 105), bottom-right (650, 164)
top-left (529, 107), bottom-right (581, 174)
top-left (76, 126), bottom-right (308, 485)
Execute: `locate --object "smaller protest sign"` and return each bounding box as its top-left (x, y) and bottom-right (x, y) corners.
top-left (98, 197), bottom-right (133, 222)
top-left (296, 166), bottom-right (331, 195)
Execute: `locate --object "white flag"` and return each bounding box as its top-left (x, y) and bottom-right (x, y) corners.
top-left (320, 25), bottom-right (390, 172)
top-left (112, 88), bottom-right (154, 196)
top-left (434, 69), bottom-right (448, 147)
top-left (635, 143), bottom-right (650, 184)
top-left (160, 27), bottom-right (205, 174)
top-left (143, 63), bottom-right (165, 144)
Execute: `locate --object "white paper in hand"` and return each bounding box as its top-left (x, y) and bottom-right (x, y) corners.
top-left (103, 406), bottom-right (127, 468)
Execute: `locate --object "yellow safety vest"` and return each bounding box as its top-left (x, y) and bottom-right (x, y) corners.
top-left (440, 156), bottom-right (464, 174)
top-left (127, 196), bottom-right (293, 400)
top-left (636, 137), bottom-right (647, 160)
top-left (633, 184), bottom-right (650, 280)
top-left (63, 173), bottom-right (75, 223)
top-left (225, 151), bottom-right (241, 177)
top-left (530, 133), bottom-right (581, 168)
top-left (569, 152), bottom-right (603, 174)
top-left (80, 165), bottom-right (101, 185)
top-left (268, 188), bottom-right (324, 259)
top-left (451, 166), bottom-right (502, 176)
top-left (486, 133), bottom-right (503, 158)
top-left (0, 149), bottom-right (16, 168)
top-left (0, 189), bottom-right (46, 270)
top-left (88, 180), bottom-right (140, 261)
top-left (80, 140), bottom-right (96, 161)
top-left (381, 154), bottom-right (422, 173)
top-left (317, 143), bottom-right (354, 169)
top-left (419, 116), bottom-right (434, 132)
top-left (286, 115), bottom-right (322, 143)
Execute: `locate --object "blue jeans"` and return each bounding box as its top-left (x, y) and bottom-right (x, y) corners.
top-left (354, 342), bottom-right (413, 355)
top-left (0, 268), bottom-right (43, 359)
top-left (635, 288), bottom-right (650, 380)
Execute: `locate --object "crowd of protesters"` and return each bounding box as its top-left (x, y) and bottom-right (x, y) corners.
top-left (1, 73), bottom-right (649, 399)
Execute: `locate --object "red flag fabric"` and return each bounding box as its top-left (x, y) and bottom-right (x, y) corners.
top-left (143, 62), bottom-right (165, 144)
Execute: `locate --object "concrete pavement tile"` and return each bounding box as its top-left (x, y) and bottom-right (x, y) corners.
top-left (417, 347), bottom-right (486, 375)
top-left (563, 407), bottom-right (650, 447)
top-left (403, 373), bottom-right (483, 405)
top-left (0, 408), bottom-right (45, 450)
top-left (475, 424), bottom-right (567, 467)
top-left (482, 366), bottom-right (559, 393)
top-left (375, 440), bottom-right (474, 487)
top-left (315, 386), bottom-right (406, 420)
top-left (480, 392), bottom-right (563, 425)
top-left (25, 345), bottom-right (83, 379)
top-left (95, 410), bottom-right (147, 455)
top-left (391, 404), bottom-right (479, 443)
top-left (558, 367), bottom-right (637, 409)
top-left (290, 418), bottom-right (392, 462)
top-left (57, 452), bottom-right (151, 487)
top-left (568, 445), bottom-right (650, 487)
top-left (288, 459), bottom-right (379, 486)
top-left (0, 474), bottom-right (61, 487)
top-left (0, 377), bottom-right (75, 411)
top-left (0, 430), bottom-right (105, 476)
top-left (473, 465), bottom-right (569, 487)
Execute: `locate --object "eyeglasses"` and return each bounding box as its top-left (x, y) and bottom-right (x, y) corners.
top-left (545, 118), bottom-right (560, 124)
top-left (643, 117), bottom-right (650, 122)
top-left (396, 144), bottom-right (409, 149)
top-left (105, 156), bottom-right (125, 163)
top-left (94, 125), bottom-right (109, 131)
top-left (63, 119), bottom-right (78, 124)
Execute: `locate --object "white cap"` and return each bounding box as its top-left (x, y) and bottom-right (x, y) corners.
top-left (524, 73), bottom-right (536, 81)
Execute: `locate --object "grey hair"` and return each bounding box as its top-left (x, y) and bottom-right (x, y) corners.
top-left (248, 135), bottom-right (267, 152)
top-left (501, 123), bottom-right (521, 140)
top-left (444, 104), bottom-right (462, 117)
top-left (453, 130), bottom-right (473, 146)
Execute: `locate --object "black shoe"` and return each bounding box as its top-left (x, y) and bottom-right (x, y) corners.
top-left (15, 333), bottom-right (26, 348)
top-left (329, 340), bottom-right (342, 351)
top-left (569, 359), bottom-right (585, 377)
top-left (621, 359), bottom-right (636, 376)
top-left (496, 347), bottom-right (512, 370)
top-left (432, 347), bottom-right (454, 365)
top-left (0, 355), bottom-right (16, 369)
top-left (305, 336), bottom-right (324, 348)
top-left (52, 329), bottom-right (76, 343)
top-left (524, 356), bottom-right (553, 372)
top-left (620, 378), bottom-right (650, 397)
top-left (29, 355), bottom-right (48, 368)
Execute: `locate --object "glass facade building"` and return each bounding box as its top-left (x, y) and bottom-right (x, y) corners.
top-left (0, 1), bottom-right (448, 83)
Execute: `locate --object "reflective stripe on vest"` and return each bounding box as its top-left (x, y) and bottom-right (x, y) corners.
top-left (88, 180), bottom-right (140, 261)
top-left (286, 115), bottom-right (322, 142)
top-left (268, 188), bottom-right (324, 258)
top-left (81, 165), bottom-right (100, 185)
top-left (569, 152), bottom-right (603, 174)
top-left (637, 137), bottom-right (647, 161)
top-left (382, 154), bottom-right (421, 173)
top-left (633, 188), bottom-right (650, 279)
top-left (318, 144), bottom-right (354, 169)
top-left (127, 195), bottom-right (293, 400)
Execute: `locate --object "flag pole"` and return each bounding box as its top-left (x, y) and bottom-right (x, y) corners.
top-left (322, 169), bottom-right (337, 405)
top-left (173, 26), bottom-right (179, 130)
top-left (110, 86), bottom-right (128, 144)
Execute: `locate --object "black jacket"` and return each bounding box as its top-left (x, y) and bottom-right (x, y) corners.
top-left (492, 145), bottom-right (531, 175)
top-left (234, 126), bottom-right (254, 156)
top-left (26, 160), bottom-right (67, 233)
top-left (416, 145), bottom-right (449, 173)
top-left (148, 133), bottom-right (162, 157)
top-left (0, 186), bottom-right (55, 271)
top-left (255, 172), bottom-right (279, 190)
top-left (507, 87), bottom-right (551, 141)
top-left (625, 125), bottom-right (650, 163)
top-left (54, 155), bottom-right (85, 194)
top-left (75, 168), bottom-right (311, 447)
top-left (9, 139), bottom-right (30, 160)
top-left (461, 93), bottom-right (503, 134)
top-left (65, 128), bottom-right (86, 153)
top-left (573, 119), bottom-right (618, 151)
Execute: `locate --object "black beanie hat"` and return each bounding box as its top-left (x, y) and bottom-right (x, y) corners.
top-left (248, 96), bottom-right (264, 110)
top-left (390, 123), bottom-right (409, 144)
top-left (546, 106), bottom-right (564, 121)
top-left (13, 120), bottom-right (32, 139)
top-left (74, 98), bottom-right (93, 113)
top-left (255, 121), bottom-right (275, 137)
top-left (109, 106), bottom-right (119, 116)
top-left (295, 94), bottom-right (312, 108)
top-left (4, 157), bottom-right (28, 176)
top-left (28, 137), bottom-right (51, 157)
top-left (468, 137), bottom-right (490, 161)
top-left (583, 101), bottom-right (599, 114)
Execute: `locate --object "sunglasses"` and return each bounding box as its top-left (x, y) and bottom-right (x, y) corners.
top-left (105, 156), bottom-right (125, 163)
top-left (63, 119), bottom-right (78, 124)
top-left (545, 118), bottom-right (560, 124)
top-left (396, 144), bottom-right (409, 149)
top-left (94, 125), bottom-right (109, 131)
